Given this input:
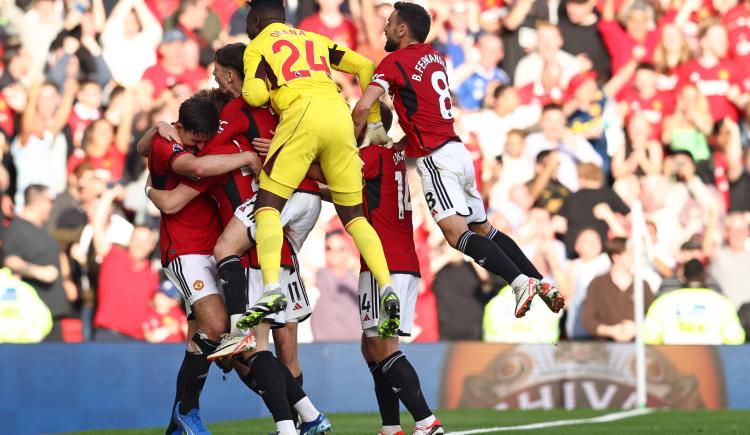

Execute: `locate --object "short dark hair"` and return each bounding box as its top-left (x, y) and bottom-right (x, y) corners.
top-left (542, 102), bottom-right (563, 114)
top-left (394, 1), bottom-right (431, 43)
top-left (604, 237), bottom-right (627, 260)
top-left (379, 102), bottom-right (393, 132)
top-left (178, 96), bottom-right (220, 136)
top-left (683, 258), bottom-right (706, 284)
top-left (249, 0), bottom-right (286, 20)
top-left (193, 88), bottom-right (233, 114)
top-left (24, 184), bottom-right (49, 206)
top-left (215, 43), bottom-right (247, 78)
top-left (536, 149), bottom-right (554, 165)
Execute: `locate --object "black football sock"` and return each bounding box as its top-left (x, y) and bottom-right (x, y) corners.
top-left (217, 255), bottom-right (248, 317)
top-left (456, 231), bottom-right (522, 283)
top-left (379, 351), bottom-right (432, 422)
top-left (369, 361), bottom-right (401, 426)
top-left (166, 351), bottom-right (191, 433)
top-left (177, 351), bottom-right (212, 414)
top-left (274, 359), bottom-right (307, 423)
top-left (487, 227), bottom-right (542, 279)
top-left (241, 351), bottom-right (294, 422)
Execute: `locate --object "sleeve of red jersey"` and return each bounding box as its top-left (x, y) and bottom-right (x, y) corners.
top-left (150, 137), bottom-right (189, 175)
top-left (370, 55), bottom-right (403, 93)
top-left (181, 174), bottom-right (218, 193)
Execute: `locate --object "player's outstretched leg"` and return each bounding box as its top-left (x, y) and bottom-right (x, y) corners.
top-left (472, 222), bottom-right (565, 313)
top-left (239, 349), bottom-right (297, 435)
top-left (438, 215), bottom-right (540, 317)
top-left (240, 187), bottom-right (295, 329)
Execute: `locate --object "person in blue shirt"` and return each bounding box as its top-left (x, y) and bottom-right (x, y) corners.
top-left (454, 33), bottom-right (510, 110)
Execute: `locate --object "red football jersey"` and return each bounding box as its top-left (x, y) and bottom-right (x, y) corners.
top-left (187, 98), bottom-right (296, 268)
top-left (723, 4), bottom-right (750, 64)
top-left (371, 44), bottom-right (461, 158)
top-left (148, 135), bottom-right (222, 266)
top-left (360, 146), bottom-right (420, 275)
top-left (215, 97), bottom-right (320, 193)
top-left (618, 88), bottom-right (674, 140)
top-left (677, 59), bottom-right (746, 122)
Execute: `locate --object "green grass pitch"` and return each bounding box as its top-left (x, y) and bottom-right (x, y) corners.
top-left (64, 409), bottom-right (750, 434)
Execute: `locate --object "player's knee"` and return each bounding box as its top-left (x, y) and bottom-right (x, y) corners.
top-left (200, 318), bottom-right (228, 340)
top-left (335, 203), bottom-right (364, 226)
top-left (438, 216), bottom-right (470, 248)
top-left (360, 335), bottom-right (372, 361)
top-left (255, 188), bottom-right (288, 211)
top-left (213, 237), bottom-right (229, 259)
top-left (468, 221), bottom-right (492, 237)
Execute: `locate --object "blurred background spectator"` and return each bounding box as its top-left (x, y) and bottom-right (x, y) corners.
top-left (0, 0), bottom-right (747, 345)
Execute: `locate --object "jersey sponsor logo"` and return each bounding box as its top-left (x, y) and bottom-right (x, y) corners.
top-left (193, 280), bottom-right (205, 291)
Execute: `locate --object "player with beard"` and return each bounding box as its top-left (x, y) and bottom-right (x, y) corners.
top-left (139, 95), bottom-right (256, 435)
top-left (352, 2), bottom-right (565, 318)
top-left (146, 44), bottom-right (329, 435)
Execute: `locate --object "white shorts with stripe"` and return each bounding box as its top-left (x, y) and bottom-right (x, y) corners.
top-left (247, 259), bottom-right (312, 325)
top-left (164, 254), bottom-right (221, 317)
top-left (416, 141), bottom-right (487, 224)
top-left (358, 272), bottom-right (419, 338)
top-left (234, 191), bottom-right (322, 253)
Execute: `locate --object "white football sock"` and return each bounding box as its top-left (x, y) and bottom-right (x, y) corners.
top-left (511, 274), bottom-right (530, 289)
top-left (382, 425), bottom-right (403, 434)
top-left (264, 282), bottom-right (281, 293)
top-left (415, 415), bottom-right (436, 427)
top-left (293, 396), bottom-right (320, 422)
top-left (275, 420), bottom-right (296, 435)
top-left (229, 314), bottom-right (244, 334)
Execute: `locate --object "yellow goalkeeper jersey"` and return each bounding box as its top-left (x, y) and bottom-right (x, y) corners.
top-left (242, 22), bottom-right (379, 121)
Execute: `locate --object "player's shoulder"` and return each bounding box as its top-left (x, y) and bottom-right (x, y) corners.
top-left (151, 134), bottom-right (185, 156)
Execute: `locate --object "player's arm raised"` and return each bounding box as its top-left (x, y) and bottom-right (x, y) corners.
top-left (352, 84), bottom-right (386, 140)
top-left (171, 151), bottom-right (260, 180)
top-left (242, 43), bottom-right (271, 108)
top-left (146, 183), bottom-right (200, 215)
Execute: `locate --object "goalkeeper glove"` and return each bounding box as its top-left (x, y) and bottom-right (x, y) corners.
top-left (361, 122), bottom-right (393, 148)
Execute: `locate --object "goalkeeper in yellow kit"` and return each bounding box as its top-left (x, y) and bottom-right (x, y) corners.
top-left (239, 0), bottom-right (399, 337)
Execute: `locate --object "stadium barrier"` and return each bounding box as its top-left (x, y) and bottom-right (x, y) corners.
top-left (1, 342), bottom-right (748, 434)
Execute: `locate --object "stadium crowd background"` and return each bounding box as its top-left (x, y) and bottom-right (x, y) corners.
top-left (0, 0), bottom-right (748, 345)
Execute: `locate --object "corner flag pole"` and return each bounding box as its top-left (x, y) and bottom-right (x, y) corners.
top-left (631, 200), bottom-right (647, 409)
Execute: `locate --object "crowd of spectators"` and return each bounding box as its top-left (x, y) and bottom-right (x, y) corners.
top-left (0, 0), bottom-right (748, 345)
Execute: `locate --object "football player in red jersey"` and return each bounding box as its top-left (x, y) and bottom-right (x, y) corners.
top-left (140, 95), bottom-right (257, 435)
top-left (358, 106), bottom-right (443, 435)
top-left (352, 2), bottom-right (564, 326)
top-left (146, 44), bottom-right (329, 433)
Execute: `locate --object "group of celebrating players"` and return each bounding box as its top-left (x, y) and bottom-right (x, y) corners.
top-left (139, 1), bottom-right (565, 434)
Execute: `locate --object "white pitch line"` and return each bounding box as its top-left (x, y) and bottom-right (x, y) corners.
top-left (445, 408), bottom-right (655, 435)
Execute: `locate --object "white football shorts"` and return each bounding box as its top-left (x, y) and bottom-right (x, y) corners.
top-left (358, 272), bottom-right (419, 338)
top-left (164, 254), bottom-right (221, 318)
top-left (416, 141), bottom-right (487, 224)
top-left (234, 191), bottom-right (322, 253)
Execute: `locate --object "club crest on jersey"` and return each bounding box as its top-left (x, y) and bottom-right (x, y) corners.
top-left (193, 280), bottom-right (204, 291)
top-left (172, 143), bottom-right (184, 153)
